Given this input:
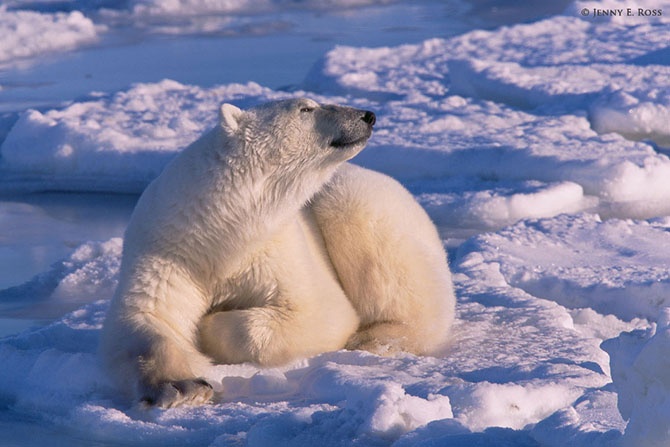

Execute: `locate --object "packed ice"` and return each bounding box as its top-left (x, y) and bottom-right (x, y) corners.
top-left (0, 7), bottom-right (100, 68)
top-left (1, 0), bottom-right (670, 445)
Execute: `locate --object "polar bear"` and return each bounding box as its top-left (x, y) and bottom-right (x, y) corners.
top-left (100, 98), bottom-right (455, 408)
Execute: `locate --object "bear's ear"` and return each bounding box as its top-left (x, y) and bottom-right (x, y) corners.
top-left (219, 103), bottom-right (245, 135)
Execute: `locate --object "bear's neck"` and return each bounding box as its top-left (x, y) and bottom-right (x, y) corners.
top-left (177, 127), bottom-right (336, 262)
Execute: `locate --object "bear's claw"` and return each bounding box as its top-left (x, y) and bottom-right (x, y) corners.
top-left (140, 378), bottom-right (214, 408)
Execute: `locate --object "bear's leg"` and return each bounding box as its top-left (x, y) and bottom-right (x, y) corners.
top-left (198, 211), bottom-right (360, 366)
top-left (199, 300), bottom-right (356, 366)
top-left (101, 262), bottom-right (216, 408)
top-left (310, 163), bottom-right (456, 356)
top-left (345, 322), bottom-right (415, 355)
top-left (132, 333), bottom-right (215, 408)
top-left (103, 310), bottom-right (216, 408)
top-left (199, 306), bottom-right (296, 366)
top-left (140, 378), bottom-right (213, 408)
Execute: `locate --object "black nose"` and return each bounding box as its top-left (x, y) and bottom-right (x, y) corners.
top-left (362, 111), bottom-right (376, 126)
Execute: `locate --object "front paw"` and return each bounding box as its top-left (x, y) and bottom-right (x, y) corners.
top-left (140, 378), bottom-right (214, 408)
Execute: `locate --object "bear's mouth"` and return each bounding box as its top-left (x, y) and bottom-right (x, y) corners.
top-left (330, 135), bottom-right (370, 149)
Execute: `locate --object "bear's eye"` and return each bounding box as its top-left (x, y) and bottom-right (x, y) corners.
top-left (300, 107), bottom-right (315, 113)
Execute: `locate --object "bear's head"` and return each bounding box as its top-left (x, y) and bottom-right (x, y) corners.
top-left (219, 98), bottom-right (376, 169)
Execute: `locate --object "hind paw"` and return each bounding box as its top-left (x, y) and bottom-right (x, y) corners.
top-left (140, 378), bottom-right (214, 408)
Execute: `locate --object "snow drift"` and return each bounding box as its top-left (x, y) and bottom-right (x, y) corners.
top-left (0, 7), bottom-right (100, 68)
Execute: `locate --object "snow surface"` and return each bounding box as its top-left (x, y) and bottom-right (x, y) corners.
top-left (2, 0), bottom-right (670, 445)
top-left (1, 213), bottom-right (660, 446)
top-left (0, 7), bottom-right (101, 68)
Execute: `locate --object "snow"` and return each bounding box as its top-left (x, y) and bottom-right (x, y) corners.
top-left (602, 320), bottom-right (670, 447)
top-left (0, 7), bottom-right (100, 68)
top-left (0, 80), bottom-right (285, 192)
top-left (2, 0), bottom-right (670, 445)
top-left (4, 212), bottom-right (660, 445)
top-left (459, 214), bottom-right (670, 321)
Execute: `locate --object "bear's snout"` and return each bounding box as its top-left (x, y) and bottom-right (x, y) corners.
top-left (362, 111), bottom-right (376, 127)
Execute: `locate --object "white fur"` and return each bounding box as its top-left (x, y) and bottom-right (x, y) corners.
top-left (312, 163), bottom-right (455, 355)
top-left (100, 99), bottom-right (455, 407)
